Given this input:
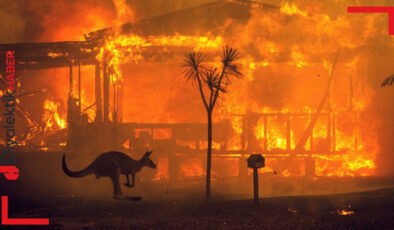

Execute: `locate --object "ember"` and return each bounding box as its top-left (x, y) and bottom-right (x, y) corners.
top-left (337, 209), bottom-right (355, 216)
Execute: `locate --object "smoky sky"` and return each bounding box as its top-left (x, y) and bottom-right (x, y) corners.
top-left (0, 0), bottom-right (216, 43)
top-left (2, 0), bottom-right (394, 43)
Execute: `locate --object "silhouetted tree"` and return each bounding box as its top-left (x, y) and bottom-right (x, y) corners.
top-left (183, 46), bottom-right (242, 200)
top-left (381, 75), bottom-right (394, 87)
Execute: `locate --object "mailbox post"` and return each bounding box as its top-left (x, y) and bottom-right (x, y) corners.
top-left (247, 154), bottom-right (265, 205)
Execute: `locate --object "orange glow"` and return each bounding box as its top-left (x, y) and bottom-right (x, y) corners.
top-left (337, 209), bottom-right (355, 216)
top-left (47, 52), bottom-right (63, 58)
top-left (180, 158), bottom-right (204, 178)
top-left (152, 157), bottom-right (169, 181)
top-left (42, 99), bottom-right (66, 131)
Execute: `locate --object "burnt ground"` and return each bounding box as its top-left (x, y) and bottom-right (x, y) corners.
top-left (2, 187), bottom-right (394, 230)
top-left (1, 151), bottom-right (394, 229)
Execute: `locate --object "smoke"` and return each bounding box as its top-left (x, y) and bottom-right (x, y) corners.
top-left (365, 48), bottom-right (394, 176)
top-left (0, 0), bottom-right (25, 43)
top-left (0, 0), bottom-right (135, 43)
top-left (0, 0), bottom-right (216, 43)
top-left (130, 0), bottom-right (216, 19)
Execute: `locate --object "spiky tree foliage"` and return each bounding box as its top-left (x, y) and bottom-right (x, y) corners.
top-left (183, 46), bottom-right (242, 200)
top-left (381, 75), bottom-right (394, 87)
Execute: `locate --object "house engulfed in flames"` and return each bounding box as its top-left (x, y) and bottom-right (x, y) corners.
top-left (0, 0), bottom-right (382, 182)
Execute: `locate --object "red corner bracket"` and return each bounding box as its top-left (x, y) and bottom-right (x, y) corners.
top-left (1, 196), bottom-right (49, 225)
top-left (348, 7), bottom-right (394, 35)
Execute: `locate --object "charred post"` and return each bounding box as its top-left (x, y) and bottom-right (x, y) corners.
top-left (95, 62), bottom-right (103, 122)
top-left (103, 52), bottom-right (110, 123)
top-left (247, 154), bottom-right (265, 205)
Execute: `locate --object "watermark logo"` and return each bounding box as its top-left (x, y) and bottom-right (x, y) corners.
top-left (1, 50), bottom-right (49, 225)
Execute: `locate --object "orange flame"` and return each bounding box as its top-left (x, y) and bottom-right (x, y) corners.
top-left (43, 99), bottom-right (66, 131)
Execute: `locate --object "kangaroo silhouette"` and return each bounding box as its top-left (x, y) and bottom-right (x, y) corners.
top-left (62, 151), bottom-right (156, 200)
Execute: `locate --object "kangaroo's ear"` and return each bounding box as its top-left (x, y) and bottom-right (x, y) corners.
top-left (145, 151), bottom-right (152, 157)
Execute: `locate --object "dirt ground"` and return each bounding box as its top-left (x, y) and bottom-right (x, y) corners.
top-left (2, 187), bottom-right (393, 230)
top-left (1, 151), bottom-right (393, 229)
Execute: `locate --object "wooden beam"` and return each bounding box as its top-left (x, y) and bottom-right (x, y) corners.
top-left (69, 62), bottom-right (73, 97)
top-left (103, 53), bottom-right (109, 122)
top-left (78, 58), bottom-right (81, 112)
top-left (264, 116), bottom-right (268, 152)
top-left (95, 62), bottom-right (103, 122)
top-left (286, 115), bottom-right (291, 151)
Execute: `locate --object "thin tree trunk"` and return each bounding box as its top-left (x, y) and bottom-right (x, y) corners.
top-left (206, 109), bottom-right (212, 200)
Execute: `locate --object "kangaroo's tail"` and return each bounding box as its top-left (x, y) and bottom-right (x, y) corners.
top-left (62, 154), bottom-right (94, 178)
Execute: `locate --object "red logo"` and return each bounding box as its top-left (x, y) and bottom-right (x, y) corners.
top-left (0, 166), bottom-right (19, 180)
top-left (348, 7), bottom-right (394, 35)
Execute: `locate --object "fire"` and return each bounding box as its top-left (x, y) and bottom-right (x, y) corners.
top-left (219, 1), bottom-right (382, 177)
top-left (98, 34), bottom-right (150, 84)
top-left (336, 207), bottom-right (355, 216)
top-left (288, 208), bottom-right (298, 214)
top-left (152, 157), bottom-right (169, 181)
top-left (42, 99), bottom-right (66, 131)
top-left (150, 36), bottom-right (222, 49)
top-left (180, 158), bottom-right (204, 178)
top-left (98, 34), bottom-right (222, 84)
top-left (290, 46), bottom-right (309, 68)
top-left (315, 151), bottom-right (376, 177)
top-left (280, 2), bottom-right (308, 18)
top-left (27, 0), bottom-right (388, 179)
top-left (47, 52), bottom-right (63, 58)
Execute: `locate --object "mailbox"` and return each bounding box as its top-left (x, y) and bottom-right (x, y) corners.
top-left (247, 154), bottom-right (265, 205)
top-left (247, 154), bottom-right (265, 169)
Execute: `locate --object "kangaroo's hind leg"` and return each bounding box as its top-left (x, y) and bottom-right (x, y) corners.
top-left (124, 173), bottom-right (135, 188)
top-left (124, 174), bottom-right (132, 187)
top-left (109, 162), bottom-right (122, 200)
top-left (131, 173), bottom-right (135, 187)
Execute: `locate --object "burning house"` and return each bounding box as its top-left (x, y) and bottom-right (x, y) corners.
top-left (0, 0), bottom-right (386, 184)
